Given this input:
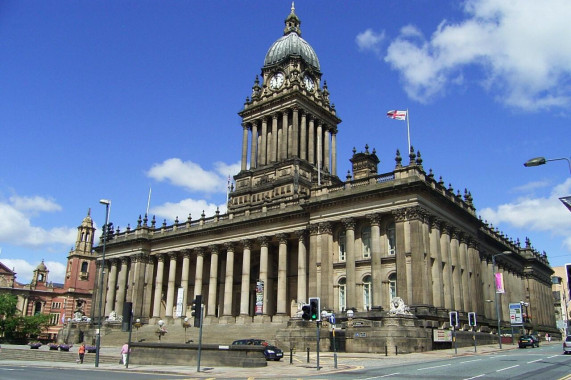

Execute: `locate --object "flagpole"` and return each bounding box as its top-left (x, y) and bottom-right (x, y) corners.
top-left (406, 108), bottom-right (411, 154)
top-left (146, 187), bottom-right (152, 217)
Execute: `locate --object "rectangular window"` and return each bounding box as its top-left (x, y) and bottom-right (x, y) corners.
top-left (387, 224), bottom-right (396, 255)
top-left (49, 313), bottom-right (60, 325)
top-left (339, 234), bottom-right (346, 262)
top-left (362, 228), bottom-right (371, 259)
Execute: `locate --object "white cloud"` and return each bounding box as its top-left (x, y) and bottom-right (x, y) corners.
top-left (480, 178), bottom-right (571, 250)
top-left (0, 259), bottom-right (66, 285)
top-left (0, 197), bottom-right (76, 248)
top-left (146, 158), bottom-right (240, 193)
top-left (356, 28), bottom-right (385, 55)
top-left (150, 198), bottom-right (227, 223)
top-left (380, 0), bottom-right (571, 110)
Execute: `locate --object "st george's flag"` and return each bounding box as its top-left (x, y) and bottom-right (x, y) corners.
top-left (387, 110), bottom-right (407, 120)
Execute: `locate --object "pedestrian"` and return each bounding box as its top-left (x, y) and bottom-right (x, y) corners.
top-left (78, 343), bottom-right (85, 364)
top-left (120, 342), bottom-right (130, 366)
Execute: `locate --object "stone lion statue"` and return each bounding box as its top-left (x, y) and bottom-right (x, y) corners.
top-left (388, 297), bottom-right (412, 316)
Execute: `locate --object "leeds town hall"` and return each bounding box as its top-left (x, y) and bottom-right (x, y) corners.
top-left (92, 6), bottom-right (555, 352)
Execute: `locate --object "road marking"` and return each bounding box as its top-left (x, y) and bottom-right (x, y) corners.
top-left (460, 359), bottom-right (482, 364)
top-left (547, 355), bottom-right (559, 359)
top-left (497, 365), bottom-right (520, 372)
top-left (417, 364), bottom-right (451, 370)
top-left (361, 374), bottom-right (400, 379)
top-left (464, 375), bottom-right (485, 380)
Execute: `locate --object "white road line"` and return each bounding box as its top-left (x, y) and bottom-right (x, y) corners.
top-left (497, 365), bottom-right (520, 372)
top-left (417, 364), bottom-right (452, 370)
top-left (547, 355), bottom-right (560, 359)
top-left (362, 373), bottom-right (400, 379)
top-left (527, 359), bottom-right (542, 363)
top-left (464, 375), bottom-right (486, 380)
top-left (460, 359), bottom-right (483, 364)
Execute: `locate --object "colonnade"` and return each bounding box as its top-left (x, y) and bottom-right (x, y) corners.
top-left (240, 109), bottom-right (337, 175)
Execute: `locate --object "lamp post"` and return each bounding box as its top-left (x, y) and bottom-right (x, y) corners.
top-left (492, 250), bottom-right (511, 349)
top-left (524, 156), bottom-right (571, 174)
top-left (95, 199), bottom-right (111, 368)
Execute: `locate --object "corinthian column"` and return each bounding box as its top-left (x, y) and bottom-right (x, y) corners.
top-left (223, 243), bottom-right (235, 316)
top-left (258, 236), bottom-right (269, 315)
top-left (368, 214), bottom-right (382, 307)
top-left (165, 252), bottom-right (177, 318)
top-left (194, 249), bottom-right (204, 297)
top-left (114, 257), bottom-right (129, 315)
top-left (300, 111), bottom-right (307, 160)
top-left (276, 234), bottom-right (288, 315)
top-left (152, 254), bottom-right (165, 318)
top-left (261, 118), bottom-right (268, 165)
top-left (250, 122), bottom-right (258, 169)
top-left (240, 240), bottom-right (251, 315)
top-left (181, 250), bottom-right (191, 318)
top-left (271, 114), bottom-right (278, 163)
top-left (105, 259), bottom-right (118, 316)
top-left (331, 128), bottom-right (337, 176)
top-left (296, 230), bottom-right (307, 304)
top-left (342, 218), bottom-right (356, 309)
top-left (324, 127), bottom-right (330, 172)
top-left (308, 116), bottom-right (315, 164)
top-left (207, 246), bottom-right (219, 317)
top-left (241, 123), bottom-right (248, 171)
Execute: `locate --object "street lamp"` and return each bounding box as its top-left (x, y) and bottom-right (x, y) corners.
top-left (492, 250), bottom-right (512, 349)
top-left (524, 156), bottom-right (571, 174)
top-left (95, 199), bottom-right (111, 368)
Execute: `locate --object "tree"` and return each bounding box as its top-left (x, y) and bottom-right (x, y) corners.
top-left (0, 294), bottom-right (18, 338)
top-left (0, 294), bottom-right (50, 341)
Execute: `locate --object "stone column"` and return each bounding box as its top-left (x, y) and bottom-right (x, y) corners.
top-left (429, 219), bottom-right (444, 308)
top-left (459, 235), bottom-right (471, 312)
top-left (241, 123), bottom-right (248, 171)
top-left (331, 128), bottom-right (337, 176)
top-left (308, 116), bottom-right (315, 164)
top-left (194, 249), bottom-right (204, 297)
top-left (281, 111), bottom-right (288, 160)
top-left (165, 252), bottom-right (177, 318)
top-left (178, 251), bottom-right (190, 318)
top-left (324, 127), bottom-right (330, 172)
top-left (114, 257), bottom-right (129, 314)
top-left (250, 122), bottom-right (258, 169)
top-left (240, 240), bottom-right (252, 315)
top-left (223, 243), bottom-right (235, 317)
top-left (368, 214), bottom-right (382, 308)
top-left (292, 107), bottom-right (299, 157)
top-left (261, 118), bottom-right (268, 165)
top-left (316, 122), bottom-right (323, 173)
top-left (104, 259), bottom-right (118, 316)
top-left (393, 210), bottom-right (408, 303)
top-left (130, 253), bottom-right (146, 317)
top-left (258, 236), bottom-right (269, 315)
top-left (271, 114), bottom-right (278, 163)
top-left (296, 230), bottom-right (307, 304)
top-left (152, 253), bottom-right (165, 318)
top-left (142, 255), bottom-right (154, 319)
top-left (300, 111), bottom-right (307, 160)
top-left (342, 218), bottom-right (356, 309)
top-left (450, 229), bottom-right (463, 311)
top-left (440, 224), bottom-right (454, 310)
top-left (319, 222), bottom-right (333, 309)
top-left (276, 234), bottom-right (288, 315)
top-left (207, 246), bottom-right (219, 317)
top-left (308, 224), bottom-right (319, 297)
top-left (407, 207), bottom-right (427, 305)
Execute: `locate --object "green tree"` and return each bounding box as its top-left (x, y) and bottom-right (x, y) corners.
top-left (0, 294), bottom-right (18, 338)
top-left (19, 314), bottom-right (50, 338)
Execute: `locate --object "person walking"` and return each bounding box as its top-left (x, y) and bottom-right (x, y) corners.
top-left (120, 343), bottom-right (130, 366)
top-left (78, 343), bottom-right (86, 364)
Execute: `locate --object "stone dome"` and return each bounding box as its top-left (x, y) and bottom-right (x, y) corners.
top-left (36, 260), bottom-right (47, 271)
top-left (263, 5), bottom-right (320, 71)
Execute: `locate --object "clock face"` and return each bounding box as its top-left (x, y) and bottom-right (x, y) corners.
top-left (303, 75), bottom-right (314, 91)
top-left (269, 72), bottom-right (284, 89)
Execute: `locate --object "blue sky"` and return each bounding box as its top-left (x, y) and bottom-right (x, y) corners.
top-left (1, 0), bottom-right (570, 284)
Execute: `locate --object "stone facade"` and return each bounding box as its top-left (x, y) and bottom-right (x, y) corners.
top-left (91, 6), bottom-right (556, 351)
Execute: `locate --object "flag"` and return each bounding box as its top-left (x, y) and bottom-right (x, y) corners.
top-left (495, 272), bottom-right (505, 294)
top-left (387, 110), bottom-right (407, 120)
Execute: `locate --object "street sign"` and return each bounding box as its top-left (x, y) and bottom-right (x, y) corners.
top-left (509, 303), bottom-right (523, 325)
top-left (330, 314), bottom-right (336, 325)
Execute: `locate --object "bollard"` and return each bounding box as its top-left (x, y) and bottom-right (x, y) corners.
top-left (290, 348), bottom-right (293, 364)
top-left (307, 347), bottom-right (310, 363)
top-left (395, 346), bottom-right (398, 356)
top-left (385, 345), bottom-right (388, 356)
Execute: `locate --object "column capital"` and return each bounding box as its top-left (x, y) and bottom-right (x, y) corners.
top-left (120, 256), bottom-right (129, 265)
top-left (366, 214), bottom-right (381, 226)
top-left (224, 242), bottom-right (235, 251)
top-left (194, 247), bottom-right (205, 257)
top-left (276, 233), bottom-right (288, 244)
top-left (295, 229), bottom-right (307, 241)
top-left (168, 251), bottom-right (178, 260)
top-left (208, 245), bottom-right (220, 255)
top-left (319, 222), bottom-right (332, 235)
top-left (257, 236), bottom-right (270, 247)
top-left (182, 249), bottom-right (192, 259)
top-left (341, 218), bottom-right (356, 230)
top-left (309, 224), bottom-right (319, 235)
top-left (242, 239), bottom-right (252, 250)
top-left (155, 253), bottom-right (165, 262)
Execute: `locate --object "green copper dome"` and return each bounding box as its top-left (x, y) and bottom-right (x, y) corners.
top-left (263, 4), bottom-right (320, 71)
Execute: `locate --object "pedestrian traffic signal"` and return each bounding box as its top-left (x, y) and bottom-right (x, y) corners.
top-left (309, 297), bottom-right (320, 321)
top-left (191, 295), bottom-right (203, 328)
top-left (301, 304), bottom-right (311, 321)
top-left (449, 311), bottom-right (459, 328)
top-left (468, 312), bottom-right (477, 327)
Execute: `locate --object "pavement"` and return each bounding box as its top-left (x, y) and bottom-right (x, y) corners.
top-left (0, 341), bottom-right (562, 378)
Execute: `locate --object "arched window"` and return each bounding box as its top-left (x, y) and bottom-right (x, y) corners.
top-left (389, 273), bottom-right (397, 301)
top-left (387, 223), bottom-right (396, 255)
top-left (34, 301), bottom-right (42, 315)
top-left (338, 277), bottom-right (346, 311)
top-left (81, 261), bottom-right (88, 273)
top-left (338, 232), bottom-right (346, 261)
top-left (362, 227), bottom-right (371, 258)
top-left (363, 275), bottom-right (372, 311)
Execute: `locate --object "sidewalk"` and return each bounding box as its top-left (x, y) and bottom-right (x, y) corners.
top-left (0, 341), bottom-right (559, 378)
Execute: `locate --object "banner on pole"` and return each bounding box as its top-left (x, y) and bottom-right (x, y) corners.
top-left (255, 281), bottom-right (264, 315)
top-left (495, 272), bottom-right (505, 293)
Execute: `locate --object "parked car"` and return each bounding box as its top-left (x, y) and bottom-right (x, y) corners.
top-left (563, 336), bottom-right (571, 354)
top-left (518, 334), bottom-right (539, 348)
top-left (231, 339), bottom-right (283, 361)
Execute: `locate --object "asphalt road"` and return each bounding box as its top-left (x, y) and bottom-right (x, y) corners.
top-left (0, 365), bottom-right (188, 380)
top-left (332, 344), bottom-right (571, 380)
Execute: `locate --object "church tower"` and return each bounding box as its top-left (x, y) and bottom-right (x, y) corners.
top-left (63, 209), bottom-right (97, 291)
top-left (230, 3), bottom-right (341, 212)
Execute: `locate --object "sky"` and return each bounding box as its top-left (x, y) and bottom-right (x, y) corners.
top-left (1, 0), bottom-right (570, 285)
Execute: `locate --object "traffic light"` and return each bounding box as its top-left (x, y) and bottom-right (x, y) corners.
top-left (191, 295), bottom-right (203, 328)
top-left (468, 312), bottom-right (477, 327)
top-left (301, 304), bottom-right (311, 321)
top-left (449, 311), bottom-right (459, 328)
top-left (309, 297), bottom-right (320, 321)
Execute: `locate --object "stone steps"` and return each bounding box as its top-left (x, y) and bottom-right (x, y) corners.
top-left (0, 347), bottom-right (118, 364)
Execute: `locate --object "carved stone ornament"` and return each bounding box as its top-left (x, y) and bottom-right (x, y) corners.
top-left (388, 297), bottom-right (413, 316)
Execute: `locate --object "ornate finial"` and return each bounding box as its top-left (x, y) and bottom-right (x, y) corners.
top-left (408, 145), bottom-right (416, 165)
top-left (365, 144), bottom-right (369, 153)
top-left (346, 170), bottom-right (352, 181)
top-left (395, 149), bottom-right (402, 168)
top-left (175, 216), bottom-right (179, 225)
top-left (216, 207), bottom-right (220, 216)
top-left (291, 1), bottom-right (295, 13)
top-left (187, 213), bottom-right (192, 222)
top-left (137, 215), bottom-right (142, 227)
top-left (428, 168), bottom-right (434, 179)
top-left (438, 176), bottom-right (444, 186)
top-left (372, 147), bottom-right (376, 155)
top-left (87, 208), bottom-right (91, 216)
top-left (162, 219), bottom-right (167, 228)
top-left (415, 150), bottom-right (423, 166)
top-left (352, 147), bottom-right (356, 155)
top-left (201, 210), bottom-right (206, 219)
top-left (151, 215), bottom-right (156, 228)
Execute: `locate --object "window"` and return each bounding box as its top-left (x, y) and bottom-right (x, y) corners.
top-left (81, 261), bottom-right (88, 273)
top-left (49, 313), bottom-right (60, 325)
top-left (363, 275), bottom-right (371, 310)
top-left (338, 278), bottom-right (346, 311)
top-left (389, 273), bottom-right (397, 301)
top-left (339, 232), bottom-right (346, 261)
top-left (362, 227), bottom-right (371, 258)
top-left (51, 302), bottom-right (61, 309)
top-left (387, 223), bottom-right (396, 255)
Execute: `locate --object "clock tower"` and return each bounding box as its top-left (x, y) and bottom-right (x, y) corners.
top-left (230, 3), bottom-right (341, 212)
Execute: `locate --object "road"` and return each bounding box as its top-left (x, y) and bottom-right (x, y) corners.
top-left (0, 365), bottom-right (187, 380)
top-left (333, 344), bottom-right (571, 380)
